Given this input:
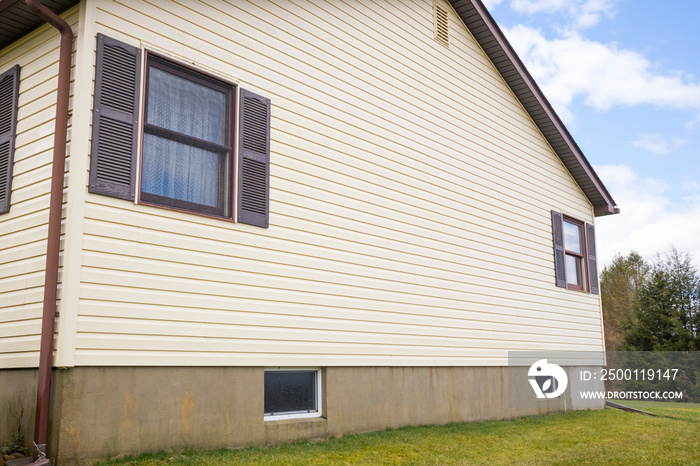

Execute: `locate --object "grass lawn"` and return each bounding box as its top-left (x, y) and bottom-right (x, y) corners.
top-left (99, 403), bottom-right (700, 465)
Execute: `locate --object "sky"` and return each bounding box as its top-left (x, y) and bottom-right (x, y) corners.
top-left (482, 0), bottom-right (700, 269)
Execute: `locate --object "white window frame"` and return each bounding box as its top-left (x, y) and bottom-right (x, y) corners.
top-left (263, 368), bottom-right (322, 421)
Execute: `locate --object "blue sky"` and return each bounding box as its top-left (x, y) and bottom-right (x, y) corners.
top-left (483, 0), bottom-right (700, 268)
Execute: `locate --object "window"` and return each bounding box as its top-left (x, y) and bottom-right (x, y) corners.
top-left (551, 210), bottom-right (599, 294)
top-left (563, 218), bottom-right (585, 290)
top-left (0, 64), bottom-right (20, 215)
top-left (89, 34), bottom-right (270, 227)
top-left (264, 369), bottom-right (322, 420)
top-left (140, 56), bottom-right (234, 217)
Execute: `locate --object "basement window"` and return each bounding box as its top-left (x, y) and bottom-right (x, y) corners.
top-left (264, 369), bottom-right (322, 420)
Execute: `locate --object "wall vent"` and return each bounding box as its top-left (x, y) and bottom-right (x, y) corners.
top-left (434, 3), bottom-right (449, 47)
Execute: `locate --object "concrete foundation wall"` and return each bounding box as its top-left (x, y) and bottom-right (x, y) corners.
top-left (0, 366), bottom-right (603, 465)
top-left (0, 369), bottom-right (38, 447)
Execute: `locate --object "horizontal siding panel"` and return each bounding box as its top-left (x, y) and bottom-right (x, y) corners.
top-left (0, 213), bottom-right (49, 240)
top-left (0, 288), bottom-right (44, 310)
top-left (11, 161), bottom-right (52, 190)
top-left (17, 79), bottom-right (60, 118)
top-left (78, 286), bottom-right (601, 335)
top-left (0, 270), bottom-right (45, 294)
top-left (0, 242), bottom-right (45, 266)
top-left (10, 179), bottom-right (52, 206)
top-left (79, 251), bottom-right (585, 315)
top-left (0, 255), bottom-right (45, 278)
top-left (80, 207), bottom-right (600, 310)
top-left (271, 170), bottom-right (553, 251)
top-left (14, 107), bottom-right (57, 137)
top-left (14, 142), bottom-right (55, 173)
top-left (82, 226), bottom-right (555, 292)
top-left (85, 192), bottom-right (559, 277)
top-left (0, 352), bottom-right (39, 367)
top-left (0, 304), bottom-right (42, 323)
top-left (0, 334), bottom-right (42, 354)
top-left (79, 300), bottom-right (602, 337)
top-left (0, 319), bottom-right (43, 338)
top-left (76, 316), bottom-right (601, 348)
top-left (1, 29), bottom-right (60, 68)
top-left (79, 270), bottom-right (601, 327)
top-left (75, 334), bottom-right (600, 356)
top-left (73, 350), bottom-right (506, 366)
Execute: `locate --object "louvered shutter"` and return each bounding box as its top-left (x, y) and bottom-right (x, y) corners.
top-left (89, 34), bottom-right (141, 200)
top-left (586, 223), bottom-right (599, 294)
top-left (237, 89), bottom-right (270, 228)
top-left (551, 210), bottom-right (566, 288)
top-left (0, 65), bottom-right (20, 214)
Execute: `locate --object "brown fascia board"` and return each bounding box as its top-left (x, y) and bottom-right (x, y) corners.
top-left (450, 0), bottom-right (619, 216)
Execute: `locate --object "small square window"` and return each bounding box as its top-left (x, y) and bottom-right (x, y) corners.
top-left (264, 369), bottom-right (322, 420)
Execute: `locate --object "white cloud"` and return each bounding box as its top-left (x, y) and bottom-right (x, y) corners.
top-left (594, 164), bottom-right (700, 268)
top-left (631, 133), bottom-right (686, 155)
top-left (510, 0), bottom-right (616, 30)
top-left (502, 25), bottom-right (700, 124)
top-left (682, 180), bottom-right (700, 194)
top-left (482, 0), bottom-right (506, 9)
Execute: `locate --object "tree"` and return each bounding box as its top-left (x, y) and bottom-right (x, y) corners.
top-left (600, 252), bottom-right (648, 351)
top-left (662, 247), bottom-right (700, 347)
top-left (622, 248), bottom-right (699, 351)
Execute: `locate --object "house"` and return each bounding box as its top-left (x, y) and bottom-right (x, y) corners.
top-left (0, 0), bottom-right (618, 464)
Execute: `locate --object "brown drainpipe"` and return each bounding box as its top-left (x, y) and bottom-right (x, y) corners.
top-left (24, 0), bottom-right (74, 454)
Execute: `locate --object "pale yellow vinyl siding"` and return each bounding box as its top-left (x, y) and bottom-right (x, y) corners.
top-left (75, 0), bottom-right (601, 366)
top-left (0, 10), bottom-right (79, 368)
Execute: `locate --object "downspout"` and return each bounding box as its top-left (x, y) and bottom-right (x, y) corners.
top-left (25, 0), bottom-right (74, 457)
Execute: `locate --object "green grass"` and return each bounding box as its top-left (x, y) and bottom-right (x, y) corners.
top-left (99, 404), bottom-right (700, 465)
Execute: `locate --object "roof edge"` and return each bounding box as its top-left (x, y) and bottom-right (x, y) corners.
top-left (451, 0), bottom-right (619, 217)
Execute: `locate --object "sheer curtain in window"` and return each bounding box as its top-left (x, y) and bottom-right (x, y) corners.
top-left (141, 66), bottom-right (227, 209)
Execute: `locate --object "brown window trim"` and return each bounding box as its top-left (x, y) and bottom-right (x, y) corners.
top-left (138, 198), bottom-right (237, 223)
top-left (138, 53), bottom-right (237, 219)
top-left (563, 216), bottom-right (588, 292)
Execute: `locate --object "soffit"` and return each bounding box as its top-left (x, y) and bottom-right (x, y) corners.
top-left (0, 0), bottom-right (78, 49)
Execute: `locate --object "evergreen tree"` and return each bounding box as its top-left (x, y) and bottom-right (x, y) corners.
top-left (662, 248), bottom-right (700, 348)
top-left (622, 248), bottom-right (699, 351)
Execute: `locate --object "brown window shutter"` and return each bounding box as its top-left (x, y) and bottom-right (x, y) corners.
top-left (586, 223), bottom-right (599, 294)
top-left (89, 34), bottom-right (141, 200)
top-left (551, 210), bottom-right (566, 288)
top-left (237, 88), bottom-right (270, 228)
top-left (0, 65), bottom-right (20, 214)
